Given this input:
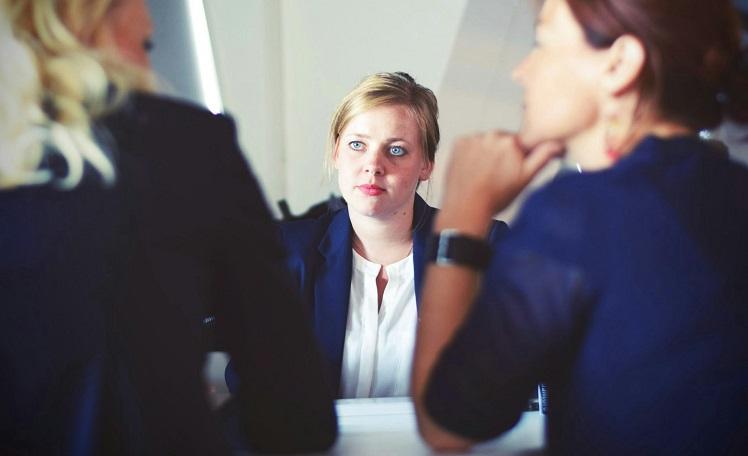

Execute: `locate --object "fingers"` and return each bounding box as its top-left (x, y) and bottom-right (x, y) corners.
top-left (442, 131), bottom-right (563, 216)
top-left (441, 130), bottom-right (524, 214)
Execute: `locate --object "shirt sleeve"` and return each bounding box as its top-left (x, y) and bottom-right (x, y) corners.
top-left (424, 185), bottom-right (595, 441)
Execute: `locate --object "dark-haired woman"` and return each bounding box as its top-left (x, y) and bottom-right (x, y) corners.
top-left (413, 0), bottom-right (748, 454)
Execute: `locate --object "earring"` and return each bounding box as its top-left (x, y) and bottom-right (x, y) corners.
top-left (604, 116), bottom-right (625, 162)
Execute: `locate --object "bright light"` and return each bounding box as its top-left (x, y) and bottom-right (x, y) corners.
top-left (186, 0), bottom-right (223, 114)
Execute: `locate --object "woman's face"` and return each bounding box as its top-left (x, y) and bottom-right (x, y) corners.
top-left (97, 0), bottom-right (153, 67)
top-left (512, 0), bottom-right (605, 150)
top-left (334, 104), bottom-right (433, 220)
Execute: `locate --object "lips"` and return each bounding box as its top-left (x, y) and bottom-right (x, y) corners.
top-left (357, 184), bottom-right (385, 196)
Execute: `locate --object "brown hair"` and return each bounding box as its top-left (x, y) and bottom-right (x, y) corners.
top-left (326, 72), bottom-right (439, 176)
top-left (566, 0), bottom-right (748, 130)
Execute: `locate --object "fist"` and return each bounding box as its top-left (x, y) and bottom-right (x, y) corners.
top-left (442, 131), bottom-right (562, 217)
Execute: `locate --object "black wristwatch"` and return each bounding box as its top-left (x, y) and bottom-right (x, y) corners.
top-left (427, 229), bottom-right (492, 270)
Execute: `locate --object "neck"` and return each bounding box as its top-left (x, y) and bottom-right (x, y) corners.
top-left (567, 115), bottom-right (693, 172)
top-left (566, 120), bottom-right (607, 171)
top-left (349, 205), bottom-right (414, 266)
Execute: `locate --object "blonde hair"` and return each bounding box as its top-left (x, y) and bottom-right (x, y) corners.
top-left (0, 0), bottom-right (153, 190)
top-left (326, 72), bottom-right (440, 177)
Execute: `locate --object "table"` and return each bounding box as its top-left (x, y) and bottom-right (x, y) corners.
top-left (325, 397), bottom-right (546, 455)
top-left (208, 352), bottom-right (547, 455)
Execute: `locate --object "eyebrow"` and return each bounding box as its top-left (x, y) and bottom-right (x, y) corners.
top-left (342, 133), bottom-right (411, 144)
top-left (343, 133), bottom-right (370, 139)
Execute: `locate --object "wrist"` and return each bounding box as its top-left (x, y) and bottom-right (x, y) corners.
top-left (427, 229), bottom-right (492, 270)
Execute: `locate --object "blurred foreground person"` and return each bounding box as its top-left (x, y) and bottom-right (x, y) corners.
top-left (413, 0), bottom-right (748, 454)
top-left (0, 0), bottom-right (336, 453)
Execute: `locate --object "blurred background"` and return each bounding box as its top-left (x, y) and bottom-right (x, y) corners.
top-left (148, 0), bottom-right (748, 223)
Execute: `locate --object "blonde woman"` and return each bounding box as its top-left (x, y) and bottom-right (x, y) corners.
top-left (281, 72), bottom-right (508, 398)
top-left (0, 0), bottom-right (335, 453)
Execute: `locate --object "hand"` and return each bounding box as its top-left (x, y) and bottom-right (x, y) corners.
top-left (440, 131), bottom-right (562, 227)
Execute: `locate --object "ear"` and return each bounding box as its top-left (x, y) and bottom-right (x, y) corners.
top-left (601, 34), bottom-right (646, 96)
top-left (419, 159), bottom-right (434, 181)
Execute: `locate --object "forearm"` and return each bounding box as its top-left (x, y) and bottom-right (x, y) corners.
top-left (412, 132), bottom-right (560, 449)
top-left (411, 207), bottom-right (493, 450)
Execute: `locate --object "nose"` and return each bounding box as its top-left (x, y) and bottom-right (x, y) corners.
top-left (363, 150), bottom-right (384, 176)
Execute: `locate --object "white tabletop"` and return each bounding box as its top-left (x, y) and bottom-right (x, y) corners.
top-left (323, 397), bottom-right (546, 455)
top-left (209, 352), bottom-right (547, 455)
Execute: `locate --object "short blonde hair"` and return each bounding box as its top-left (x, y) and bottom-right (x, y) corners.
top-left (0, 0), bottom-right (153, 189)
top-left (326, 72), bottom-right (440, 176)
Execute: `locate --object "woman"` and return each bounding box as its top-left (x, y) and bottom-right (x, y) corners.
top-left (281, 72), bottom-right (508, 398)
top-left (1, 0), bottom-right (336, 454)
top-left (413, 0), bottom-right (748, 454)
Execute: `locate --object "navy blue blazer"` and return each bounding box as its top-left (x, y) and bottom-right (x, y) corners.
top-left (1, 93), bottom-right (337, 455)
top-left (424, 136), bottom-right (748, 455)
top-left (279, 194), bottom-right (509, 395)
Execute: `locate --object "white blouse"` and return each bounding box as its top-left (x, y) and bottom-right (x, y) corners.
top-left (339, 249), bottom-right (417, 398)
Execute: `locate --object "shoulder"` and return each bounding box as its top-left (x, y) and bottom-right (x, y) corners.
top-left (520, 167), bottom-right (609, 225)
top-left (415, 199), bottom-right (508, 244)
top-left (100, 92), bottom-right (238, 157)
top-left (412, 195), bottom-right (438, 233)
top-left (118, 92), bottom-right (233, 130)
top-left (280, 218), bottom-right (324, 248)
top-left (498, 172), bottom-right (598, 263)
top-left (279, 209), bottom-right (341, 257)
top-left (99, 92), bottom-right (252, 192)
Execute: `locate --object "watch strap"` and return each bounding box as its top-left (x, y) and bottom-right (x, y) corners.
top-left (427, 229), bottom-right (492, 270)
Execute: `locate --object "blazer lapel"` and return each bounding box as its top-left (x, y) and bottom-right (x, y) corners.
top-left (314, 208), bottom-right (353, 394)
top-left (412, 194), bottom-right (436, 310)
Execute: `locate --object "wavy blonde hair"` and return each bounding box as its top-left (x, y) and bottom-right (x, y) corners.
top-left (0, 0), bottom-right (153, 189)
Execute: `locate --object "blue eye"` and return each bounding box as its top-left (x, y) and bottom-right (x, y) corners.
top-left (389, 146), bottom-right (406, 156)
top-left (349, 141), bottom-right (365, 151)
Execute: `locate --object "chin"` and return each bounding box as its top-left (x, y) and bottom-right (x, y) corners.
top-left (518, 126), bottom-right (567, 152)
top-left (348, 201), bottom-right (383, 218)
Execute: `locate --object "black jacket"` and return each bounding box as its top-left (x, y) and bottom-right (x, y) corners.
top-left (1, 93), bottom-right (337, 455)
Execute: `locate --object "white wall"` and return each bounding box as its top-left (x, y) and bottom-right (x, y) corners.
top-left (200, 0), bottom-right (556, 219)
top-left (430, 0), bottom-right (553, 222)
top-left (204, 0), bottom-right (471, 216)
top-left (168, 0), bottom-right (748, 222)
top-left (203, 1), bottom-right (286, 210)
top-left (278, 0), bottom-right (469, 214)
